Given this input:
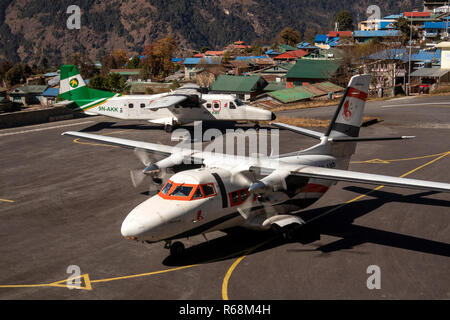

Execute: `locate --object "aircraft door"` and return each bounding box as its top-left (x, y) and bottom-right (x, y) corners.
top-left (127, 101), bottom-right (139, 119)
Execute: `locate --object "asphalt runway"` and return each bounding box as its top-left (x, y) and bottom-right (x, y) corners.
top-left (0, 95), bottom-right (449, 299)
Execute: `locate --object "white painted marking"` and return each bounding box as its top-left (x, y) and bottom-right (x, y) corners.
top-left (382, 102), bottom-right (450, 108)
top-left (0, 121), bottom-right (94, 137)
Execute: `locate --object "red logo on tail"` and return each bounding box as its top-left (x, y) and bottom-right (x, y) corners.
top-left (343, 100), bottom-right (352, 121)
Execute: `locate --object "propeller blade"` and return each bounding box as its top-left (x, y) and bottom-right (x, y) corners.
top-left (134, 148), bottom-right (152, 166)
top-left (130, 169), bottom-right (146, 188)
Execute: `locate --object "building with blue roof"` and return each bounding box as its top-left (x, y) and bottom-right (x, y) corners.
top-left (183, 56), bottom-right (222, 80)
top-left (353, 30), bottom-right (402, 43)
top-left (234, 56), bottom-right (268, 60)
top-left (383, 14), bottom-right (404, 19)
top-left (40, 87), bottom-right (59, 106)
top-left (421, 21), bottom-right (449, 39)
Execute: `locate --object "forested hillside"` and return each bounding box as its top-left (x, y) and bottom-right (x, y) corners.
top-left (0, 0), bottom-right (422, 64)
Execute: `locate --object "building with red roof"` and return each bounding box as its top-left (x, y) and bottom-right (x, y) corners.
top-left (273, 49), bottom-right (309, 61)
top-left (404, 11), bottom-right (430, 17)
top-left (327, 31), bottom-right (353, 38)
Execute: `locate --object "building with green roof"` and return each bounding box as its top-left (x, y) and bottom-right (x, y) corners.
top-left (9, 85), bottom-right (48, 105)
top-left (285, 59), bottom-right (340, 87)
top-left (209, 75), bottom-right (268, 101)
top-left (257, 81), bottom-right (344, 104)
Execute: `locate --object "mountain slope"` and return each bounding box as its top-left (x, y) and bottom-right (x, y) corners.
top-left (0, 0), bottom-right (422, 64)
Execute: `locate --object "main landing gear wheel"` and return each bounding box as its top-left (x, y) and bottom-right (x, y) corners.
top-left (169, 241), bottom-right (185, 257)
top-left (164, 124), bottom-right (174, 133)
top-left (271, 224), bottom-right (299, 242)
top-left (253, 123), bottom-right (261, 131)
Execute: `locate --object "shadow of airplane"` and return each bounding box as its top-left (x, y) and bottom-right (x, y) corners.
top-left (163, 188), bottom-right (450, 266)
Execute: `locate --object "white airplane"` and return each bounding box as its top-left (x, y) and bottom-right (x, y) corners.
top-left (63, 74), bottom-right (450, 257)
top-left (57, 65), bottom-right (275, 132)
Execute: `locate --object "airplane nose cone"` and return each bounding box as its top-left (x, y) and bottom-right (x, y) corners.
top-left (271, 112), bottom-right (276, 121)
top-left (121, 218), bottom-right (145, 239)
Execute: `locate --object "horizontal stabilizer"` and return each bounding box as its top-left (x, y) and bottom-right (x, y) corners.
top-left (271, 122), bottom-right (324, 140)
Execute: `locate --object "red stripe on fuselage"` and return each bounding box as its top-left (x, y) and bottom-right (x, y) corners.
top-left (347, 87), bottom-right (368, 101)
top-left (300, 183), bottom-right (329, 194)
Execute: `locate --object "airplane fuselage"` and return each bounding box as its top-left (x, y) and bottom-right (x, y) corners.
top-left (121, 154), bottom-right (344, 243)
top-left (80, 93), bottom-right (273, 125)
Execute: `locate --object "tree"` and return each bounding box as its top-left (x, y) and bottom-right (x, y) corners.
top-left (394, 17), bottom-right (418, 42)
top-left (334, 10), bottom-right (354, 31)
top-left (200, 46), bottom-right (210, 53)
top-left (6, 64), bottom-right (32, 86)
top-left (278, 27), bottom-right (301, 46)
top-left (0, 59), bottom-right (12, 84)
top-left (66, 54), bottom-right (96, 79)
top-left (101, 49), bottom-right (129, 75)
top-left (88, 74), bottom-right (107, 90)
top-left (107, 73), bottom-right (127, 92)
top-left (126, 55), bottom-right (141, 69)
top-left (142, 35), bottom-right (178, 78)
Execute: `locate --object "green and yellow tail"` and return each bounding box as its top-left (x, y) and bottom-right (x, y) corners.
top-left (58, 65), bottom-right (116, 112)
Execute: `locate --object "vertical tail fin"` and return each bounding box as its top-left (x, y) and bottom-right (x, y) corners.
top-left (58, 65), bottom-right (89, 101)
top-left (58, 65), bottom-right (117, 112)
top-left (325, 74), bottom-right (371, 138)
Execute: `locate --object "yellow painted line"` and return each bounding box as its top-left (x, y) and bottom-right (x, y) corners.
top-left (0, 274), bottom-right (92, 291)
top-left (222, 255), bottom-right (247, 301)
top-left (0, 198), bottom-right (14, 203)
top-left (221, 151), bottom-right (450, 300)
top-left (90, 265), bottom-right (197, 284)
top-left (351, 151), bottom-right (450, 164)
top-left (72, 129), bottom-right (129, 148)
top-left (221, 237), bottom-right (276, 300)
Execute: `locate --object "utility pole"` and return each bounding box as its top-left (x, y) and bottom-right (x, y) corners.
top-left (408, 13), bottom-right (413, 95)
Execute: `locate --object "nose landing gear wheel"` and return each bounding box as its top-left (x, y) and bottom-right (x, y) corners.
top-left (170, 241), bottom-right (185, 257)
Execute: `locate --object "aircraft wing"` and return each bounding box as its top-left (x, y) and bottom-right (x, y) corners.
top-left (61, 131), bottom-right (450, 193)
top-left (249, 165), bottom-right (450, 193)
top-left (62, 131), bottom-right (177, 156)
top-left (145, 95), bottom-right (188, 110)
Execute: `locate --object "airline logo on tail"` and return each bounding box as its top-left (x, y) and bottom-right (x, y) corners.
top-left (343, 100), bottom-right (353, 121)
top-left (70, 79), bottom-right (79, 88)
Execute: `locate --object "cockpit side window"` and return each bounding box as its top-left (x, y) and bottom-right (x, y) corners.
top-left (161, 182), bottom-right (172, 195)
top-left (192, 187), bottom-right (203, 199)
top-left (201, 183), bottom-right (216, 197)
top-left (234, 99), bottom-right (244, 106)
top-left (229, 102), bottom-right (236, 109)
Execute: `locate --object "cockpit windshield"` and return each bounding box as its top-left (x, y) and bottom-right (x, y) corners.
top-left (170, 185), bottom-right (193, 197)
top-left (234, 99), bottom-right (244, 106)
top-left (159, 181), bottom-right (217, 201)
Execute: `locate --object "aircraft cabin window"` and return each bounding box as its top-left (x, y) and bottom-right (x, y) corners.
top-left (140, 103), bottom-right (145, 108)
top-left (231, 191), bottom-right (239, 204)
top-left (170, 185), bottom-right (193, 197)
top-left (192, 187), bottom-right (203, 199)
top-left (201, 184), bottom-right (216, 197)
top-left (129, 103), bottom-right (134, 108)
top-left (229, 188), bottom-right (250, 206)
top-left (229, 102), bottom-right (236, 109)
top-left (213, 103), bottom-right (220, 109)
top-left (161, 182), bottom-right (173, 195)
top-left (206, 103), bottom-right (211, 109)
